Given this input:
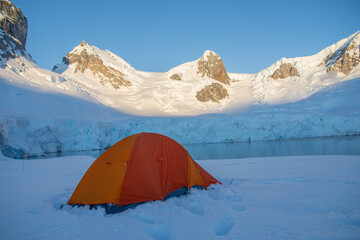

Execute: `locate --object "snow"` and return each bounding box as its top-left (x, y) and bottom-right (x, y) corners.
top-left (0, 74), bottom-right (128, 119)
top-left (0, 155), bottom-right (359, 239)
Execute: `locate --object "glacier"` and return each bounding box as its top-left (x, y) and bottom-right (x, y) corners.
top-left (1, 77), bottom-right (359, 158)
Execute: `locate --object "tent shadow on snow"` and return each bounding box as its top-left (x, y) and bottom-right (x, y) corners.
top-left (66, 132), bottom-right (220, 214)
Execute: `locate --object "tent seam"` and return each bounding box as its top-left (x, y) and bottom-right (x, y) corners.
top-left (116, 133), bottom-right (141, 204)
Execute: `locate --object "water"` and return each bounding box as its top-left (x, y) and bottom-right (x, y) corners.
top-left (31, 136), bottom-right (360, 160)
top-left (184, 136), bottom-right (360, 160)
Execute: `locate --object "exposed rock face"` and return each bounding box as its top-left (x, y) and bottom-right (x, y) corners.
top-left (0, 29), bottom-right (27, 60)
top-left (196, 83), bottom-right (229, 103)
top-left (60, 41), bottom-right (131, 89)
top-left (170, 73), bottom-right (182, 80)
top-left (270, 63), bottom-right (299, 80)
top-left (325, 35), bottom-right (360, 75)
top-left (197, 51), bottom-right (230, 85)
top-left (0, 0), bottom-right (30, 61)
top-left (0, 0), bottom-right (27, 49)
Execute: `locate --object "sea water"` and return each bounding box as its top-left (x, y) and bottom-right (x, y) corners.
top-left (28, 136), bottom-right (360, 160)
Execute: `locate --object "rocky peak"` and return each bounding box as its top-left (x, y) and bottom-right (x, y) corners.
top-left (325, 32), bottom-right (360, 75)
top-left (54, 42), bottom-right (131, 89)
top-left (270, 63), bottom-right (300, 80)
top-left (197, 50), bottom-right (230, 85)
top-left (80, 41), bottom-right (89, 47)
top-left (0, 0), bottom-right (27, 49)
top-left (64, 43), bottom-right (102, 73)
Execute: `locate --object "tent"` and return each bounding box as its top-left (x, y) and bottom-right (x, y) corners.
top-left (68, 132), bottom-right (220, 213)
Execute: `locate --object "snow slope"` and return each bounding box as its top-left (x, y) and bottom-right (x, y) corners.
top-left (54, 45), bottom-right (235, 115)
top-left (0, 155), bottom-right (359, 240)
top-left (0, 68), bottom-right (129, 119)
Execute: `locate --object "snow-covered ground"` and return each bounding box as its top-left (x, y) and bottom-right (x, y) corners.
top-left (0, 154), bottom-right (359, 240)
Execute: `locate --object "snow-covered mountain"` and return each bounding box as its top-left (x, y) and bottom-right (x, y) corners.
top-left (48, 31), bottom-right (360, 116)
top-left (0, 0), bottom-right (359, 157)
top-left (1, 0), bottom-right (359, 117)
top-left (249, 31), bottom-right (360, 106)
top-left (52, 44), bottom-right (236, 115)
top-left (0, 0), bottom-right (359, 117)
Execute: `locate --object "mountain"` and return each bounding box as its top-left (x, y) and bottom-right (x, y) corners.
top-left (53, 41), bottom-right (133, 89)
top-left (247, 31), bottom-right (360, 106)
top-left (0, 1), bottom-right (359, 117)
top-left (52, 43), bottom-right (235, 115)
top-left (50, 31), bottom-right (360, 115)
top-left (166, 50), bottom-right (230, 85)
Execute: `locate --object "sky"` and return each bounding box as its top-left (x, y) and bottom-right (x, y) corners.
top-left (11, 0), bottom-right (360, 73)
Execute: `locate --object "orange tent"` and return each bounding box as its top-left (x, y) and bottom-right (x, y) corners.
top-left (68, 132), bottom-right (220, 213)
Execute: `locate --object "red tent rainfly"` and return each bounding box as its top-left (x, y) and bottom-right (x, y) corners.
top-left (68, 132), bottom-right (220, 214)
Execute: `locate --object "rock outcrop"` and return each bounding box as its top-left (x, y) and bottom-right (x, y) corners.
top-left (270, 63), bottom-right (299, 80)
top-left (0, 0), bottom-right (30, 61)
top-left (57, 41), bottom-right (131, 89)
top-left (0, 29), bottom-right (27, 60)
top-left (197, 51), bottom-right (230, 85)
top-left (0, 0), bottom-right (27, 49)
top-left (170, 73), bottom-right (182, 81)
top-left (325, 34), bottom-right (360, 75)
top-left (196, 83), bottom-right (229, 103)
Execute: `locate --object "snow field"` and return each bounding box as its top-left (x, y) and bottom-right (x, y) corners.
top-left (0, 155), bottom-right (359, 240)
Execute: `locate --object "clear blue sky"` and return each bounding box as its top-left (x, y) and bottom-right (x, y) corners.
top-left (11, 0), bottom-right (360, 73)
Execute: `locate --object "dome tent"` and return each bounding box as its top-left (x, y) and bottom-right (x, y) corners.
top-left (68, 132), bottom-right (220, 214)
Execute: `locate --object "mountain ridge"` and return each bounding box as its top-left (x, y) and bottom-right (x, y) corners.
top-left (3, 30), bottom-right (360, 116)
top-left (0, 1), bottom-right (359, 116)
